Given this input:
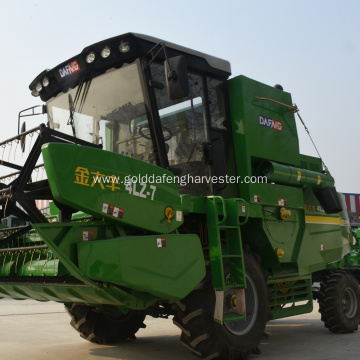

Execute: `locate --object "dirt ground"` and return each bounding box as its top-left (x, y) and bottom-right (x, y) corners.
top-left (0, 299), bottom-right (359, 360)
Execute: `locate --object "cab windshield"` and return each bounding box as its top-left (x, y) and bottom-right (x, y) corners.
top-left (46, 60), bottom-right (155, 162)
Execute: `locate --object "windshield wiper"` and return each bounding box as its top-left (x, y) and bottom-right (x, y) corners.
top-left (67, 94), bottom-right (76, 137)
top-left (66, 79), bottom-right (92, 139)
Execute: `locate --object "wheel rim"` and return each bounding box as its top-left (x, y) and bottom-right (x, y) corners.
top-left (104, 313), bottom-right (131, 323)
top-left (342, 287), bottom-right (358, 318)
top-left (224, 274), bottom-right (258, 335)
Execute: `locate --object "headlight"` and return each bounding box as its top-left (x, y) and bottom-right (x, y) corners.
top-left (86, 52), bottom-right (96, 63)
top-left (42, 77), bottom-right (49, 87)
top-left (31, 88), bottom-right (40, 97)
top-left (101, 46), bottom-right (111, 58)
top-left (35, 82), bottom-right (42, 92)
top-left (119, 42), bottom-right (131, 53)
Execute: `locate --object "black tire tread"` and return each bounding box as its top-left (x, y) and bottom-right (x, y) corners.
top-left (173, 253), bottom-right (267, 360)
top-left (65, 303), bottom-right (146, 344)
top-left (317, 271), bottom-right (360, 333)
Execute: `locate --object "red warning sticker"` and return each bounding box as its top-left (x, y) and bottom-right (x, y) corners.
top-left (113, 207), bottom-right (124, 219)
top-left (82, 231), bottom-right (94, 241)
top-left (156, 238), bottom-right (167, 248)
top-left (241, 203), bottom-right (246, 215)
top-left (102, 203), bottom-right (114, 215)
top-left (102, 203), bottom-right (124, 220)
top-left (278, 199), bottom-right (286, 206)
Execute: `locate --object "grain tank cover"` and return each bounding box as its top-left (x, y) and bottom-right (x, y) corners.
top-left (229, 75), bottom-right (301, 173)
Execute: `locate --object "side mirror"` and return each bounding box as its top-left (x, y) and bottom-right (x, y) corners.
top-left (165, 55), bottom-right (189, 100)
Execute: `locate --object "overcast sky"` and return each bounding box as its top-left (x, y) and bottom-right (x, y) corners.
top-left (0, 0), bottom-right (359, 192)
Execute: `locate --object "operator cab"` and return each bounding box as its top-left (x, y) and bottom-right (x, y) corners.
top-left (29, 33), bottom-right (232, 196)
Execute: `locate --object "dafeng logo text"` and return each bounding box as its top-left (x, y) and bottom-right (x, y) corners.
top-left (259, 115), bottom-right (283, 131)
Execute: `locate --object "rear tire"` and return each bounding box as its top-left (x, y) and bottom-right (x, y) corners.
top-left (173, 253), bottom-right (268, 360)
top-left (317, 271), bottom-right (360, 333)
top-left (65, 303), bottom-right (146, 344)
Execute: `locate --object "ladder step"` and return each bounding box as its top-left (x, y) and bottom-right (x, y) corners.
top-left (225, 284), bottom-right (245, 289)
top-left (223, 311), bottom-right (246, 323)
top-left (218, 225), bottom-right (239, 229)
top-left (206, 197), bottom-right (246, 292)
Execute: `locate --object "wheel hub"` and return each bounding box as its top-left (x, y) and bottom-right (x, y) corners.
top-left (342, 287), bottom-right (357, 318)
top-left (224, 274), bottom-right (258, 336)
top-left (230, 295), bottom-right (237, 310)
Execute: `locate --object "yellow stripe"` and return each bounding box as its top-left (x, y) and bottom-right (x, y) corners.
top-left (305, 215), bottom-right (344, 225)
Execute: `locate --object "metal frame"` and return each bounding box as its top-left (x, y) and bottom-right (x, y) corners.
top-left (0, 124), bottom-right (101, 224)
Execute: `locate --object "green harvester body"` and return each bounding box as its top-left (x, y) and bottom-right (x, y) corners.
top-left (0, 33), bottom-right (359, 355)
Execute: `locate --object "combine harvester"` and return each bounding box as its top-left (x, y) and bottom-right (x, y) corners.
top-left (0, 33), bottom-right (359, 360)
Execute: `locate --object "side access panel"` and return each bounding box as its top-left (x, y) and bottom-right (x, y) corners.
top-left (77, 234), bottom-right (206, 301)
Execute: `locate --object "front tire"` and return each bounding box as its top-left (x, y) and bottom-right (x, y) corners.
top-left (65, 303), bottom-right (146, 344)
top-left (173, 253), bottom-right (268, 360)
top-left (317, 271), bottom-right (360, 333)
